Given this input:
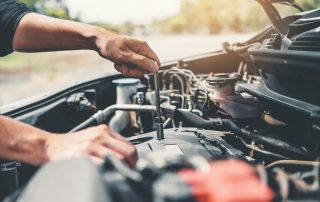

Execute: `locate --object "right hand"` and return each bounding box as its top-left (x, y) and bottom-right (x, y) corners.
top-left (45, 125), bottom-right (137, 167)
top-left (95, 30), bottom-right (160, 77)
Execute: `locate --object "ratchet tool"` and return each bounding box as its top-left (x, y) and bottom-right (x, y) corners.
top-left (154, 72), bottom-right (164, 140)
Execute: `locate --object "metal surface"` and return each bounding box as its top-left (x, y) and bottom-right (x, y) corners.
top-left (101, 104), bottom-right (156, 121)
top-left (81, 104), bottom-right (157, 124)
top-left (154, 72), bottom-right (164, 140)
top-left (70, 104), bottom-right (156, 132)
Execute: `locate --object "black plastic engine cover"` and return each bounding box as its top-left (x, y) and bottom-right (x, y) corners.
top-left (128, 128), bottom-right (245, 160)
top-left (13, 158), bottom-right (111, 202)
top-left (249, 9), bottom-right (320, 106)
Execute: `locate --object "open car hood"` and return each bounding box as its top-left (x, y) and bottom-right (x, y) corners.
top-left (255, 0), bottom-right (303, 34)
top-left (268, 0), bottom-right (304, 11)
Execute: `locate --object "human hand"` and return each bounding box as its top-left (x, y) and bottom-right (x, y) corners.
top-left (96, 31), bottom-right (160, 77)
top-left (45, 125), bottom-right (137, 167)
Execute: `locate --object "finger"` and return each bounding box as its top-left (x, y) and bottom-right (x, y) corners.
top-left (115, 63), bottom-right (145, 77)
top-left (114, 63), bottom-right (129, 75)
top-left (90, 144), bottom-right (125, 162)
top-left (96, 124), bottom-right (129, 144)
top-left (107, 126), bottom-right (131, 143)
top-left (90, 156), bottom-right (104, 165)
top-left (126, 67), bottom-right (145, 78)
top-left (114, 63), bottom-right (124, 73)
top-left (106, 141), bottom-right (137, 168)
top-left (124, 52), bottom-right (159, 73)
top-left (94, 124), bottom-right (137, 167)
top-left (102, 138), bottom-right (137, 167)
top-left (126, 39), bottom-right (160, 66)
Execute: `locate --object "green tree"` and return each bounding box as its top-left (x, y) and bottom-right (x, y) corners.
top-left (299, 0), bottom-right (320, 10)
top-left (154, 0), bottom-right (320, 34)
top-left (19, 0), bottom-right (71, 19)
top-left (19, 0), bottom-right (43, 12)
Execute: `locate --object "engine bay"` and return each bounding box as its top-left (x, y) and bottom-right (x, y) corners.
top-left (1, 2), bottom-right (320, 201)
top-left (8, 63), bottom-right (320, 201)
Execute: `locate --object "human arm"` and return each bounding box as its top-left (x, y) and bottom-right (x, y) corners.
top-left (13, 12), bottom-right (160, 77)
top-left (0, 1), bottom-right (154, 166)
top-left (0, 0), bottom-right (160, 77)
top-left (0, 115), bottom-right (137, 167)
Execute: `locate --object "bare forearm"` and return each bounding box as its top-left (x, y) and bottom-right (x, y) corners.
top-left (12, 13), bottom-right (159, 77)
top-left (13, 13), bottom-right (111, 53)
top-left (0, 116), bottom-right (137, 166)
top-left (0, 115), bottom-right (51, 165)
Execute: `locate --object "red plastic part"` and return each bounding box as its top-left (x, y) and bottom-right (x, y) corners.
top-left (179, 160), bottom-right (274, 202)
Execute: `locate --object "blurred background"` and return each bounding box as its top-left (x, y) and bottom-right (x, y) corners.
top-left (0, 0), bottom-right (319, 106)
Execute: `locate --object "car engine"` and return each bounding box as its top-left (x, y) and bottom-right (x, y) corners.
top-left (10, 61), bottom-right (320, 202)
top-left (1, 1), bottom-right (320, 201)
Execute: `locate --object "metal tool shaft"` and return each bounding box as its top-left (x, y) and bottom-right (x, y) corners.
top-left (154, 72), bottom-right (164, 140)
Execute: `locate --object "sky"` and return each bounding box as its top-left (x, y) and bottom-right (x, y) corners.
top-left (65, 0), bottom-right (182, 24)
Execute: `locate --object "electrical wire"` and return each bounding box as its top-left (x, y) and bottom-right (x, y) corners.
top-left (266, 160), bottom-right (320, 169)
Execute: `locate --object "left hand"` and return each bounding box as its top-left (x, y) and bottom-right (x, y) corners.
top-left (45, 125), bottom-right (137, 167)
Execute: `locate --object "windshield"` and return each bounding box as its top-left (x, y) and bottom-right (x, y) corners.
top-left (0, 0), bottom-right (319, 106)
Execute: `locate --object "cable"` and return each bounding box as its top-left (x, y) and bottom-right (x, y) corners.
top-left (170, 74), bottom-right (186, 94)
top-left (169, 109), bottom-right (318, 159)
top-left (70, 104), bottom-right (156, 132)
top-left (236, 136), bottom-right (289, 160)
top-left (266, 160), bottom-right (320, 169)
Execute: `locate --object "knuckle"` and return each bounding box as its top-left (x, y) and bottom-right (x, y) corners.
top-left (114, 53), bottom-right (123, 61)
top-left (118, 155), bottom-right (125, 161)
top-left (94, 126), bottom-right (112, 140)
top-left (136, 56), bottom-right (148, 66)
top-left (140, 56), bottom-right (148, 62)
top-left (97, 124), bottom-right (109, 134)
top-left (127, 145), bottom-right (136, 157)
top-left (116, 51), bottom-right (130, 62)
top-left (124, 50), bottom-right (133, 57)
top-left (97, 124), bottom-right (109, 131)
top-left (140, 40), bottom-right (148, 46)
top-left (81, 143), bottom-right (93, 154)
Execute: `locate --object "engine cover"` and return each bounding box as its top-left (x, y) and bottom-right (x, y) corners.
top-left (129, 128), bottom-right (246, 160)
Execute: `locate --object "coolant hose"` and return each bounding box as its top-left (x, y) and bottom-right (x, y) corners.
top-left (175, 109), bottom-right (216, 129)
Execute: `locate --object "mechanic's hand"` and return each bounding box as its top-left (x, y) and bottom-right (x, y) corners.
top-left (46, 125), bottom-right (137, 167)
top-left (97, 31), bottom-right (160, 77)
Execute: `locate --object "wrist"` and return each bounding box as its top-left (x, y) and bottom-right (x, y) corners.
top-left (11, 131), bottom-right (52, 166)
top-left (0, 115), bottom-right (55, 165)
top-left (89, 26), bottom-right (119, 55)
top-left (43, 133), bottom-right (78, 164)
top-left (42, 133), bottom-right (66, 164)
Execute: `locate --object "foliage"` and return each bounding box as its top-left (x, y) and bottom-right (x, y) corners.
top-left (154, 0), bottom-right (320, 34)
top-left (299, 0), bottom-right (320, 10)
top-left (19, 0), bottom-right (70, 19)
top-left (17, 0), bottom-right (320, 34)
top-left (19, 0), bottom-right (39, 11)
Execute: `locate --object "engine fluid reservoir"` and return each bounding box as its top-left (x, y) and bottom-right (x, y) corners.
top-left (109, 78), bottom-right (140, 132)
top-left (206, 73), bottom-right (263, 119)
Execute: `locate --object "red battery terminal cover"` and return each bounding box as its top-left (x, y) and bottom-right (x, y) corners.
top-left (179, 160), bottom-right (274, 202)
